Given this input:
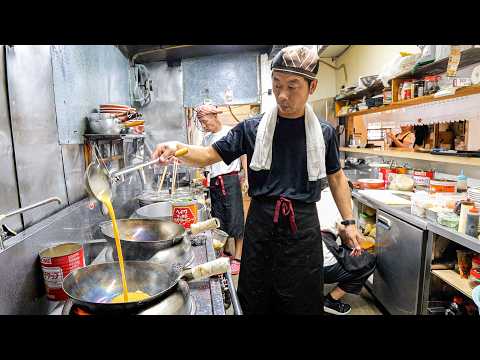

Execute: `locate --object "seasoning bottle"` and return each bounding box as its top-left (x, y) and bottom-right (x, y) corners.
top-left (458, 199), bottom-right (475, 234)
top-left (457, 169), bottom-right (468, 193)
top-left (466, 207), bottom-right (480, 238)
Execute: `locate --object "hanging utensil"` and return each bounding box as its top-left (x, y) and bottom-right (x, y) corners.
top-left (62, 257), bottom-right (229, 313)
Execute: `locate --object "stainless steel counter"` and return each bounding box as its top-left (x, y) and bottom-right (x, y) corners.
top-left (345, 168), bottom-right (480, 252)
top-left (0, 197), bottom-right (225, 315)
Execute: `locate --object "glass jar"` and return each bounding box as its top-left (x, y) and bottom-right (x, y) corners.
top-left (424, 75), bottom-right (441, 95)
top-left (469, 268), bottom-right (480, 288)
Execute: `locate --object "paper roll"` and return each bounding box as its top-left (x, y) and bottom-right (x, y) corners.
top-left (458, 204), bottom-right (473, 234)
top-left (191, 258), bottom-right (230, 280)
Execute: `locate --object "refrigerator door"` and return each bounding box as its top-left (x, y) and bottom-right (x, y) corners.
top-left (373, 210), bottom-right (426, 315)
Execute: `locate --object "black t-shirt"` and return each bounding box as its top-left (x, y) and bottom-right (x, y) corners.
top-left (212, 114), bottom-right (341, 203)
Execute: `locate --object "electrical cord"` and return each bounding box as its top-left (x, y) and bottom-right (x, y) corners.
top-left (228, 105), bottom-right (240, 123)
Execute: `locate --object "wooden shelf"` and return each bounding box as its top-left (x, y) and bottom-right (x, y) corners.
top-left (431, 269), bottom-right (473, 299)
top-left (339, 147), bottom-right (480, 167)
top-left (335, 79), bottom-right (384, 102)
top-left (336, 85), bottom-right (480, 118)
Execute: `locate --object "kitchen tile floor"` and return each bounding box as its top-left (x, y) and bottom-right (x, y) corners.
top-left (226, 276), bottom-right (383, 315)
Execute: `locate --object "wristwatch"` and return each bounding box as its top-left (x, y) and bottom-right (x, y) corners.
top-left (340, 219), bottom-right (356, 226)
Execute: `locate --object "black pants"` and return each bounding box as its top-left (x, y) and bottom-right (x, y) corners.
top-left (237, 196), bottom-right (324, 314)
top-left (323, 234), bottom-right (375, 295)
top-left (324, 262), bottom-right (374, 295)
top-left (209, 174), bottom-right (245, 240)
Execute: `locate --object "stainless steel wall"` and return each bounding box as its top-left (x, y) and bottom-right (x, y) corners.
top-left (5, 45), bottom-right (67, 227)
top-left (182, 52), bottom-right (261, 107)
top-left (0, 46), bottom-right (22, 232)
top-left (51, 45), bottom-right (131, 145)
top-left (3, 45), bottom-right (131, 227)
top-left (140, 62), bottom-right (186, 149)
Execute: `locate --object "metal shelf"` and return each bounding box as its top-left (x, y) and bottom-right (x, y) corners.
top-left (431, 269), bottom-right (473, 299)
top-left (427, 221), bottom-right (480, 254)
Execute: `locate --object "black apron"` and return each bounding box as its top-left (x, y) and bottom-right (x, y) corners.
top-left (209, 172), bottom-right (245, 240)
top-left (237, 196), bottom-right (324, 314)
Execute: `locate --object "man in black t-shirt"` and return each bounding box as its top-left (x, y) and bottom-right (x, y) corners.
top-left (153, 45), bottom-right (363, 314)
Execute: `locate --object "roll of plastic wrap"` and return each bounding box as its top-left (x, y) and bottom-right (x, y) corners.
top-left (471, 65), bottom-right (480, 85)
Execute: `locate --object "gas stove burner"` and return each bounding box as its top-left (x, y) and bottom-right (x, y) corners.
top-left (61, 280), bottom-right (196, 315)
top-left (190, 234), bottom-right (207, 246)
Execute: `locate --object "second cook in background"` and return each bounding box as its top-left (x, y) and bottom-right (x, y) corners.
top-left (195, 104), bottom-right (247, 275)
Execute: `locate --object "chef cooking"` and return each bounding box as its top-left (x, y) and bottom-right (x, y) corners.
top-left (152, 45), bottom-right (362, 314)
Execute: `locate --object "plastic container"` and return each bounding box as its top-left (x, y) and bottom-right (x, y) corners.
top-left (457, 170), bottom-right (468, 193)
top-left (438, 212), bottom-right (459, 229)
top-left (469, 268), bottom-right (480, 289)
top-left (411, 191), bottom-right (436, 217)
top-left (466, 207), bottom-right (480, 238)
top-left (430, 179), bottom-right (457, 193)
top-left (426, 207), bottom-right (452, 222)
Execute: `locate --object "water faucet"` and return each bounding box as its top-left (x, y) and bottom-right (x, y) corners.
top-left (0, 197), bottom-right (62, 251)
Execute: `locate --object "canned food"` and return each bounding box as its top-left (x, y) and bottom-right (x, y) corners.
top-left (172, 198), bottom-right (198, 229)
top-left (39, 243), bottom-right (85, 301)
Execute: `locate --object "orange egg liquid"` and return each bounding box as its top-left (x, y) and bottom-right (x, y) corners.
top-left (99, 193), bottom-right (129, 303)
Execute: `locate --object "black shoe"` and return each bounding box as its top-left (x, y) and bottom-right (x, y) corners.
top-left (324, 296), bottom-right (352, 315)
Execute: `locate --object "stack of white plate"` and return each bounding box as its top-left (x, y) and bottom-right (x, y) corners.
top-left (467, 187), bottom-right (480, 208)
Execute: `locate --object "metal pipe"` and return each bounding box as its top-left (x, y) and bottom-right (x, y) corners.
top-left (224, 269), bottom-right (243, 315)
top-left (1, 197), bottom-right (62, 220)
top-left (0, 197), bottom-right (62, 251)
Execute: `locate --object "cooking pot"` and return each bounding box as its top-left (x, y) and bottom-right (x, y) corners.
top-left (87, 114), bottom-right (143, 135)
top-left (136, 190), bottom-right (172, 207)
top-left (62, 257), bottom-right (229, 313)
top-left (99, 218), bottom-right (220, 261)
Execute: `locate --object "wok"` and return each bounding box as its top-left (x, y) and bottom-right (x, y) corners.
top-left (62, 257), bottom-right (229, 313)
top-left (99, 218), bottom-right (220, 261)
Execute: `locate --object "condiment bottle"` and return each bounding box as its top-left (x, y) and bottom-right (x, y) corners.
top-left (458, 199), bottom-right (475, 234)
top-left (457, 169), bottom-right (468, 193)
top-left (466, 207), bottom-right (480, 238)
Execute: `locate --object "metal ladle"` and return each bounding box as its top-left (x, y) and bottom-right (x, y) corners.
top-left (85, 148), bottom-right (189, 202)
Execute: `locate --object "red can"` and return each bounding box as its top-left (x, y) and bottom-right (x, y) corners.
top-left (172, 199), bottom-right (198, 229)
top-left (379, 168), bottom-right (397, 187)
top-left (39, 243), bottom-right (85, 301)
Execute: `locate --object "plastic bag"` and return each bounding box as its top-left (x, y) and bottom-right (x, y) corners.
top-left (379, 52), bottom-right (421, 87)
top-left (416, 45), bottom-right (436, 67)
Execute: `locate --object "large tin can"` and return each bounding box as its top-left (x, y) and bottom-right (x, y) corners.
top-left (172, 198), bottom-right (198, 229)
top-left (39, 243), bottom-right (85, 301)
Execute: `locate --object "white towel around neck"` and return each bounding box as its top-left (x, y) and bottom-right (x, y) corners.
top-left (250, 103), bottom-right (326, 181)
